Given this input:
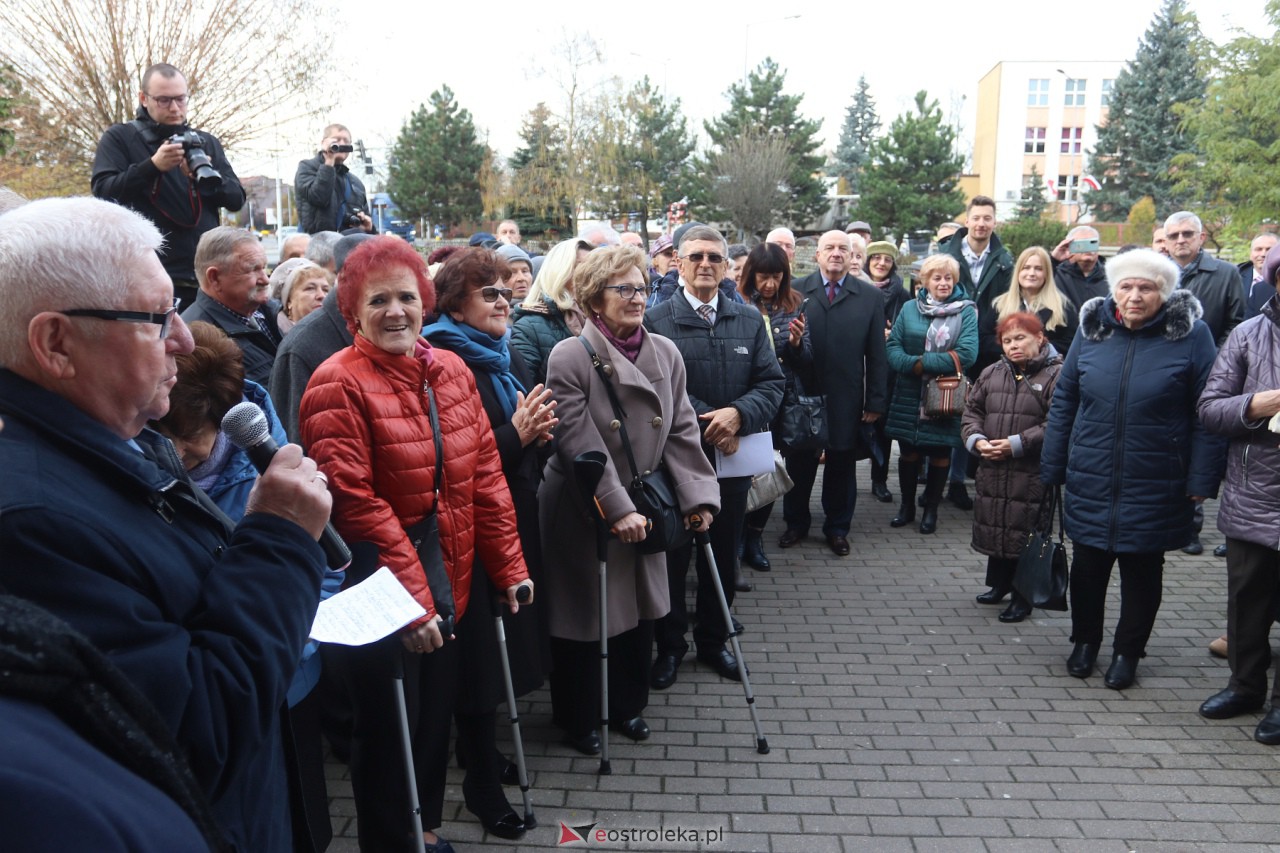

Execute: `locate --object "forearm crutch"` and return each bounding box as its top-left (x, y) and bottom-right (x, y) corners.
top-left (493, 583), bottom-right (536, 826)
top-left (690, 520), bottom-right (770, 754)
top-left (573, 451), bottom-right (613, 775)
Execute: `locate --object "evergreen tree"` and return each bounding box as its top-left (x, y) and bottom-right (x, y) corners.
top-left (702, 58), bottom-right (826, 228)
top-left (832, 75), bottom-right (879, 195)
top-left (1086, 0), bottom-right (1206, 220)
top-left (586, 78), bottom-right (695, 245)
top-left (507, 102), bottom-right (574, 237)
top-left (854, 90), bottom-right (965, 241)
top-left (387, 85), bottom-right (486, 230)
top-left (1013, 165), bottom-right (1050, 221)
top-left (1174, 2), bottom-right (1280, 237)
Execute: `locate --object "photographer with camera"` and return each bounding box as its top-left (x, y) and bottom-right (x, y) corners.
top-left (295, 124), bottom-right (375, 235)
top-left (92, 63), bottom-right (245, 309)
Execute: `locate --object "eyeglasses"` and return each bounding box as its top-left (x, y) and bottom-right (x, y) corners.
top-left (603, 284), bottom-right (652, 300)
top-left (682, 252), bottom-right (726, 265)
top-left (479, 286), bottom-right (513, 303)
top-left (147, 94), bottom-right (189, 108)
top-left (62, 297), bottom-right (182, 340)
top-left (1167, 229), bottom-right (1198, 241)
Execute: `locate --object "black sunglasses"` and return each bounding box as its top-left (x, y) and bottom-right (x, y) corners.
top-left (682, 252), bottom-right (726, 265)
top-left (479, 286), bottom-right (514, 303)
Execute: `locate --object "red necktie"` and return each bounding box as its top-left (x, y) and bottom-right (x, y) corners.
top-left (826, 280), bottom-right (837, 304)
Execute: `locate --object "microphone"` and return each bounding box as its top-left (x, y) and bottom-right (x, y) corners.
top-left (222, 401), bottom-right (352, 570)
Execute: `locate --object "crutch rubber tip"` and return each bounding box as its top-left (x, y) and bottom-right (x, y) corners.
top-left (525, 815), bottom-right (537, 829)
top-left (598, 761), bottom-right (612, 775)
top-left (756, 738), bottom-right (770, 755)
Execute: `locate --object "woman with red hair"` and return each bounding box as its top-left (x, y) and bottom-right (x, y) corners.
top-left (961, 312), bottom-right (1063, 622)
top-left (300, 236), bottom-right (531, 853)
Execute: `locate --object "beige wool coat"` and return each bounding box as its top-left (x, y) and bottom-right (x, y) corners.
top-left (539, 321), bottom-right (720, 643)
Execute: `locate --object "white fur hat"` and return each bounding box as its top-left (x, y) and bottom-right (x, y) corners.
top-left (1105, 248), bottom-right (1180, 299)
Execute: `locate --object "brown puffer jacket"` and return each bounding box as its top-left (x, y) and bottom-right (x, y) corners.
top-left (300, 335), bottom-right (528, 621)
top-left (962, 347), bottom-right (1063, 558)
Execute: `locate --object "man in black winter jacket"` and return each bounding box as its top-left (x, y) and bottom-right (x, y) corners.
top-left (294, 123), bottom-right (374, 235)
top-left (644, 225), bottom-right (783, 689)
top-left (1051, 225), bottom-right (1109, 310)
top-left (91, 63), bottom-right (245, 307)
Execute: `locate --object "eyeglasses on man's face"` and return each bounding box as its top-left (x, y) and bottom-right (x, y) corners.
top-left (147, 93), bottom-right (189, 108)
top-left (682, 252), bottom-right (726, 265)
top-left (61, 297), bottom-right (182, 340)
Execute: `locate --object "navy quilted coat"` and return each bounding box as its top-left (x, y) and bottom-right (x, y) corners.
top-left (1041, 290), bottom-right (1225, 552)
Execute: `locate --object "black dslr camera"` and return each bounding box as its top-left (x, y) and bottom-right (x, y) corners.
top-left (328, 143), bottom-right (355, 153)
top-left (342, 208), bottom-right (367, 230)
top-left (168, 131), bottom-right (223, 191)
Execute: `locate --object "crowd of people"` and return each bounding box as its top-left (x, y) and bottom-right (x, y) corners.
top-left (0, 58), bottom-right (1275, 851)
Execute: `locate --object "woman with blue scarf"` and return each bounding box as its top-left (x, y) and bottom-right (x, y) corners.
top-left (422, 247), bottom-right (557, 841)
top-left (884, 254), bottom-right (978, 535)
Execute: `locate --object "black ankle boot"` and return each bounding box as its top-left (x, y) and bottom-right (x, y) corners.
top-left (890, 458), bottom-right (920, 527)
top-left (998, 593), bottom-right (1032, 623)
top-left (976, 585), bottom-right (1011, 605)
top-left (1067, 641), bottom-right (1100, 678)
top-left (742, 526), bottom-right (771, 571)
top-left (919, 464), bottom-right (949, 534)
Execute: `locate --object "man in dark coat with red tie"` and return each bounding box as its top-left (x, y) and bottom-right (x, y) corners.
top-left (781, 229), bottom-right (889, 557)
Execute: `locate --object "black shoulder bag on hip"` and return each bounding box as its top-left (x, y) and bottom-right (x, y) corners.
top-left (579, 337), bottom-right (691, 554)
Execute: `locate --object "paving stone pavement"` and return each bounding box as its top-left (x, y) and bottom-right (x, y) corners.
top-left (326, 463), bottom-right (1280, 852)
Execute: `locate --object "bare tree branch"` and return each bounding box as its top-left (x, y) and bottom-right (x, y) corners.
top-left (708, 130), bottom-right (791, 240)
top-left (0, 0), bottom-right (338, 167)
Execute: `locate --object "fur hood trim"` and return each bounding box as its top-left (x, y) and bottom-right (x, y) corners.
top-left (1079, 289), bottom-right (1203, 343)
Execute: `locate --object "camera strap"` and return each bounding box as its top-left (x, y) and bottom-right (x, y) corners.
top-left (130, 120), bottom-right (203, 229)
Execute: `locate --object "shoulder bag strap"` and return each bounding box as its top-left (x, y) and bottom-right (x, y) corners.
top-left (578, 336), bottom-right (642, 484)
top-left (425, 383), bottom-right (444, 505)
top-left (949, 349), bottom-right (963, 377)
top-left (1054, 484), bottom-right (1065, 542)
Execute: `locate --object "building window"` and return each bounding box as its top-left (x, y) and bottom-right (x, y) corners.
top-left (1060, 127), bottom-right (1083, 154)
top-left (1064, 78), bottom-right (1087, 106)
top-left (1027, 78), bottom-right (1049, 106)
top-left (1101, 79), bottom-right (1114, 107)
top-left (1056, 174), bottom-right (1080, 202)
top-left (1024, 127), bottom-right (1046, 154)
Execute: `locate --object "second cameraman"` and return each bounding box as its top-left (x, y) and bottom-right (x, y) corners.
top-left (295, 124), bottom-right (374, 235)
top-left (92, 62), bottom-right (245, 308)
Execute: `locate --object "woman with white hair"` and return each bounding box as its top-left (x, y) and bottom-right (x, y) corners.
top-left (1042, 249), bottom-right (1225, 690)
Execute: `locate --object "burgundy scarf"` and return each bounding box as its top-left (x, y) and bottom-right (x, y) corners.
top-left (591, 315), bottom-right (644, 362)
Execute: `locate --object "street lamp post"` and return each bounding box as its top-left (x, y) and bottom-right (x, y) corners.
top-left (1056, 68), bottom-right (1079, 225)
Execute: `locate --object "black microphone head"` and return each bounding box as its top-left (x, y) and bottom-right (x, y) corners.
top-left (221, 401), bottom-right (271, 450)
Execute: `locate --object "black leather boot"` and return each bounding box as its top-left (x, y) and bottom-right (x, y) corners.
top-left (919, 464), bottom-right (949, 534)
top-left (742, 526), bottom-right (771, 571)
top-left (998, 592), bottom-right (1032, 623)
top-left (890, 458), bottom-right (920, 527)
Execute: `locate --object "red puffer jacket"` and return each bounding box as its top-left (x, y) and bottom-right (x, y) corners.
top-left (300, 335), bottom-right (527, 620)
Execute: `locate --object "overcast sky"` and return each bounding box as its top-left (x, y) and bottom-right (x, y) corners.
top-left (231, 0), bottom-right (1270, 181)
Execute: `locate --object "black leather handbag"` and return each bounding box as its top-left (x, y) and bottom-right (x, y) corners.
top-left (579, 338), bottom-right (691, 554)
top-left (1012, 486), bottom-right (1069, 611)
top-left (779, 376), bottom-right (828, 451)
